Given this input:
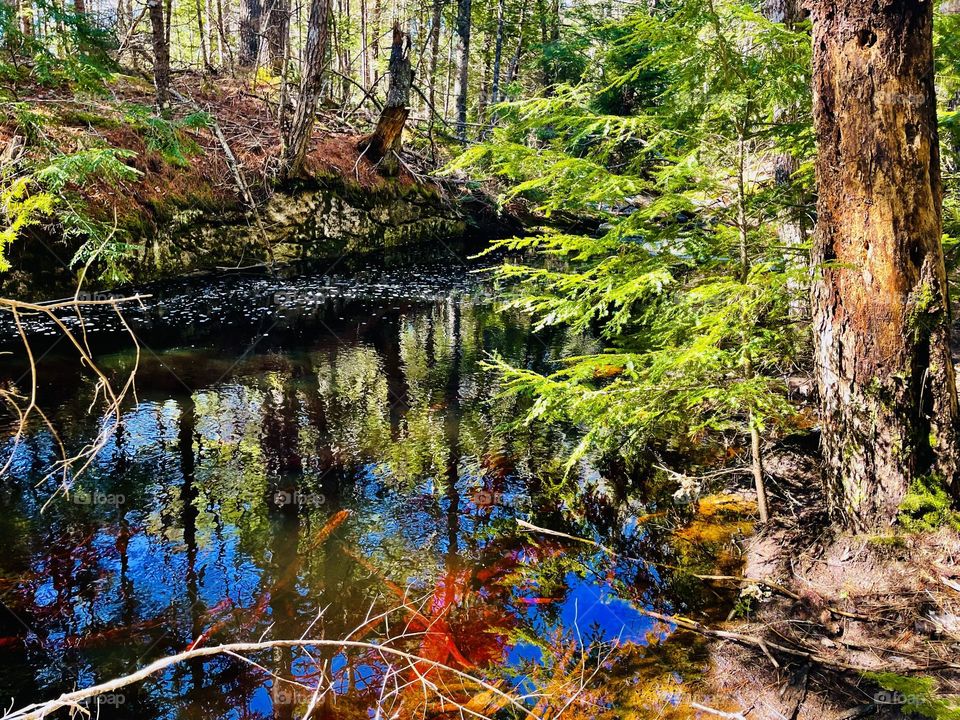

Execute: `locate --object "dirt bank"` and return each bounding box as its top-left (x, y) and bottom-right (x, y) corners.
top-left (1, 74), bottom-right (508, 297)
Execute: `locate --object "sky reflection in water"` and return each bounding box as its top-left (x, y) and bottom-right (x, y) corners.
top-left (0, 258), bottom-right (734, 719)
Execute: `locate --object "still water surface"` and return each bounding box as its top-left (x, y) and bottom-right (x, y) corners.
top-left (0, 252), bottom-right (749, 719)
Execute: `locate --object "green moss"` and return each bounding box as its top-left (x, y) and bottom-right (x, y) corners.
top-left (909, 282), bottom-right (939, 338)
top-left (866, 533), bottom-right (907, 549)
top-left (862, 672), bottom-right (960, 720)
top-left (58, 108), bottom-right (122, 129)
top-left (898, 474), bottom-right (960, 532)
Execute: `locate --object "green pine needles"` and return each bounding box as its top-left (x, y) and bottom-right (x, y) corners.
top-left (455, 0), bottom-right (813, 483)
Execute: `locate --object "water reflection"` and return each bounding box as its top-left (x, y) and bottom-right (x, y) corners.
top-left (0, 261), bottom-right (746, 719)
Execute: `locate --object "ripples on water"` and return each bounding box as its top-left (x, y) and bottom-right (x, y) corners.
top-left (0, 254), bottom-right (747, 719)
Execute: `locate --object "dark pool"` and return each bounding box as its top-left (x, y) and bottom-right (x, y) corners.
top-left (0, 251), bottom-right (748, 719)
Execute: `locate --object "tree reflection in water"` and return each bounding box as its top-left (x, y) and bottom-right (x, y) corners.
top-left (0, 264), bottom-right (750, 719)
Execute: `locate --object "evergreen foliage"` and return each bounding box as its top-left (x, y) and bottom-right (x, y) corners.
top-left (455, 0), bottom-right (812, 474)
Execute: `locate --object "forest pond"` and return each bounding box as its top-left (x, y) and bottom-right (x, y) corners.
top-left (0, 247), bottom-right (753, 719)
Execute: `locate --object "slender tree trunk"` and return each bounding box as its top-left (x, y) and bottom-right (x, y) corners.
top-left (444, 21), bottom-right (454, 119)
top-left (215, 0), bottom-right (231, 67)
top-left (359, 22), bottom-right (411, 176)
top-left (427, 0), bottom-right (443, 113)
top-left (736, 131), bottom-right (770, 523)
top-left (238, 0), bottom-right (261, 66)
top-left (811, 0), bottom-right (960, 530)
top-left (205, 0), bottom-right (215, 63)
top-left (453, 0), bottom-right (471, 141)
top-left (360, 0), bottom-right (369, 87)
top-left (370, 0), bottom-right (383, 86)
top-left (196, 0), bottom-right (210, 68)
top-left (505, 0), bottom-right (527, 85)
top-left (490, 0), bottom-right (505, 105)
top-left (148, 0), bottom-right (171, 108)
top-left (281, 0), bottom-right (331, 177)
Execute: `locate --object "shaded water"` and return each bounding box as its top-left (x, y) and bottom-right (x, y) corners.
top-left (0, 252), bottom-right (750, 719)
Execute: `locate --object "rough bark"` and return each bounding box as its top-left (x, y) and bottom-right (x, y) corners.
top-left (147, 0), bottom-right (170, 109)
top-left (238, 0), bottom-right (261, 67)
top-left (280, 0), bottom-right (331, 178)
top-left (359, 22), bottom-right (411, 176)
top-left (811, 0), bottom-right (960, 530)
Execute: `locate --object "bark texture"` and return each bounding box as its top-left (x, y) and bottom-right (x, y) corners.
top-left (147, 0), bottom-right (170, 109)
top-left (811, 0), bottom-right (960, 529)
top-left (359, 23), bottom-right (412, 176)
top-left (280, 0), bottom-right (331, 178)
top-left (238, 0), bottom-right (261, 67)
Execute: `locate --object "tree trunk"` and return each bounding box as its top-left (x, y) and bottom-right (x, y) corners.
top-left (360, 0), bottom-right (369, 87)
top-left (370, 0), bottom-right (383, 86)
top-left (18, 0), bottom-right (33, 37)
top-left (74, 0), bottom-right (85, 14)
top-left (196, 0), bottom-right (210, 68)
top-left (262, 0), bottom-right (289, 72)
top-left (281, 0), bottom-right (331, 178)
top-left (490, 0), bottom-right (505, 105)
top-left (148, 0), bottom-right (170, 109)
top-left (454, 0), bottom-right (471, 141)
top-left (427, 0), bottom-right (444, 113)
top-left (238, 0), bottom-right (261, 67)
top-left (359, 22), bottom-right (411, 176)
top-left (811, 0), bottom-right (960, 530)
top-left (505, 0), bottom-right (528, 85)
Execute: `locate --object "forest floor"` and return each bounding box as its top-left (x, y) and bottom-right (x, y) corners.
top-left (696, 445), bottom-right (960, 719)
top-left (1, 71), bottom-right (427, 226)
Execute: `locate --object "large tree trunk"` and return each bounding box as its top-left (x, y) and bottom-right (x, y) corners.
top-left (811, 0), bottom-right (960, 530)
top-left (454, 0), bottom-right (471, 141)
top-left (359, 22), bottom-right (411, 176)
top-left (280, 0), bottom-right (331, 178)
top-left (148, 0), bottom-right (170, 109)
top-left (238, 0), bottom-right (261, 67)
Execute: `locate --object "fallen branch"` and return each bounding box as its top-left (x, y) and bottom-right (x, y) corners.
top-left (3, 639), bottom-right (540, 720)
